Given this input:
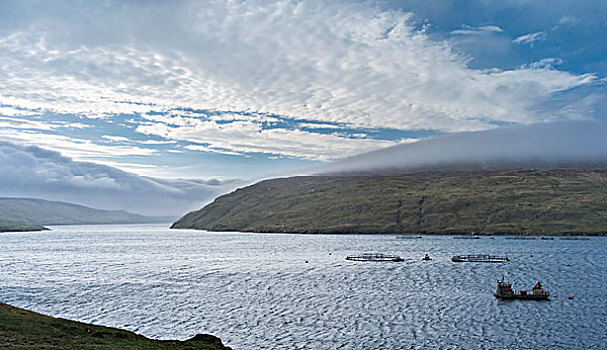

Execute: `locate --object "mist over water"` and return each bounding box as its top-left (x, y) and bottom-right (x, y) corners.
top-left (316, 121), bottom-right (607, 175)
top-left (1, 225), bottom-right (605, 349)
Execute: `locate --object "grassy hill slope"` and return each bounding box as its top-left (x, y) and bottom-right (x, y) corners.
top-left (0, 302), bottom-right (229, 350)
top-left (172, 170), bottom-right (607, 235)
top-left (0, 220), bottom-right (47, 232)
top-left (0, 198), bottom-right (168, 226)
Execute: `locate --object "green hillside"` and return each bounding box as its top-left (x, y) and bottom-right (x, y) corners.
top-left (172, 170), bottom-right (607, 235)
top-left (0, 302), bottom-right (229, 350)
top-left (0, 220), bottom-right (47, 232)
top-left (0, 198), bottom-right (169, 227)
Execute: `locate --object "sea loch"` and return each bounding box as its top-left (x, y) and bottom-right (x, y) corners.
top-left (1, 224), bottom-right (605, 349)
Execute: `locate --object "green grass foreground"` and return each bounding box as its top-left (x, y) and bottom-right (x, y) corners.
top-left (0, 302), bottom-right (230, 350)
top-left (172, 169), bottom-right (607, 235)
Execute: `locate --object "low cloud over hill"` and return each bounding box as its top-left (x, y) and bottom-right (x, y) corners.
top-left (0, 142), bottom-right (243, 216)
top-left (316, 121), bottom-right (607, 175)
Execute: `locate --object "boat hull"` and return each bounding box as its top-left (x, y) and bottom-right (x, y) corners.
top-left (495, 294), bottom-right (550, 301)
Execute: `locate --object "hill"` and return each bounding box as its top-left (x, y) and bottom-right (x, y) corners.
top-left (0, 302), bottom-right (229, 349)
top-left (0, 220), bottom-right (48, 232)
top-left (0, 198), bottom-right (170, 227)
top-left (172, 169), bottom-right (607, 235)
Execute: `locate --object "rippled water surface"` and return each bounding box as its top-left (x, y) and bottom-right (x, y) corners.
top-left (1, 224), bottom-right (606, 349)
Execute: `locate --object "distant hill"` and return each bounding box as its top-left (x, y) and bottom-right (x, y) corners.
top-left (0, 198), bottom-right (171, 226)
top-left (172, 169), bottom-right (607, 235)
top-left (0, 220), bottom-right (47, 232)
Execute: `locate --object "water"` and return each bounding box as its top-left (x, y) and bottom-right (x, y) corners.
top-left (1, 224), bottom-right (605, 349)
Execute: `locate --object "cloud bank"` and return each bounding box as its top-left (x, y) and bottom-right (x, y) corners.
top-left (0, 0), bottom-right (602, 137)
top-left (0, 142), bottom-right (243, 216)
top-left (316, 121), bottom-right (607, 174)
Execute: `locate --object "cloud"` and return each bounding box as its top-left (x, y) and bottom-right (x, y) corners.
top-left (0, 0), bottom-right (601, 139)
top-left (0, 127), bottom-right (156, 160)
top-left (0, 116), bottom-right (54, 131)
top-left (184, 144), bottom-right (246, 157)
top-left (0, 106), bottom-right (39, 117)
top-left (513, 31), bottom-right (548, 46)
top-left (0, 141), bottom-right (243, 216)
top-left (297, 122), bottom-right (342, 130)
top-left (135, 112), bottom-right (405, 160)
top-left (315, 121), bottom-right (607, 174)
top-left (102, 135), bottom-right (130, 142)
top-left (521, 58), bottom-right (563, 70)
top-left (450, 25), bottom-right (504, 35)
top-left (558, 16), bottom-right (579, 25)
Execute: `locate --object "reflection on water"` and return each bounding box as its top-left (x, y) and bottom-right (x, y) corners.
top-left (1, 224), bottom-right (606, 349)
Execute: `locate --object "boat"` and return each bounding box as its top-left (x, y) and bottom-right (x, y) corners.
top-left (505, 236), bottom-right (536, 240)
top-left (345, 253), bottom-right (404, 262)
top-left (422, 254), bottom-right (432, 261)
top-left (495, 278), bottom-right (550, 300)
top-left (397, 235), bottom-right (422, 239)
top-left (451, 254), bottom-right (509, 263)
top-left (453, 235), bottom-right (480, 239)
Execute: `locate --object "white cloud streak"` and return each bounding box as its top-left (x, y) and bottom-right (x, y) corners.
top-left (0, 127), bottom-right (156, 160)
top-left (513, 31), bottom-right (548, 45)
top-left (102, 135), bottom-right (130, 142)
top-left (451, 25), bottom-right (504, 35)
top-left (184, 144), bottom-right (246, 157)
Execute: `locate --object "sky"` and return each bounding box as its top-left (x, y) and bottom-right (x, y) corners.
top-left (0, 1), bottom-right (605, 183)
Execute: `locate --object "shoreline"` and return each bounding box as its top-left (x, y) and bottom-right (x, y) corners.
top-left (171, 227), bottom-right (607, 236)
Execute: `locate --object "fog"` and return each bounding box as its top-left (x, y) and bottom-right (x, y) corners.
top-left (0, 142), bottom-right (244, 216)
top-left (315, 121), bottom-right (607, 175)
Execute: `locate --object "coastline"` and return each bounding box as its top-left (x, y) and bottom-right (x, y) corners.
top-left (172, 227), bottom-right (606, 236)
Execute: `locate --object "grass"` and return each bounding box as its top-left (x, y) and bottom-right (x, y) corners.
top-left (0, 302), bottom-right (230, 350)
top-left (0, 198), bottom-right (167, 225)
top-left (0, 220), bottom-right (48, 232)
top-left (172, 169), bottom-right (607, 235)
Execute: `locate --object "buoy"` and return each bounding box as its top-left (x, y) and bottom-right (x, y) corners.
top-left (305, 261), bottom-right (309, 263)
top-left (568, 296), bottom-right (574, 300)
